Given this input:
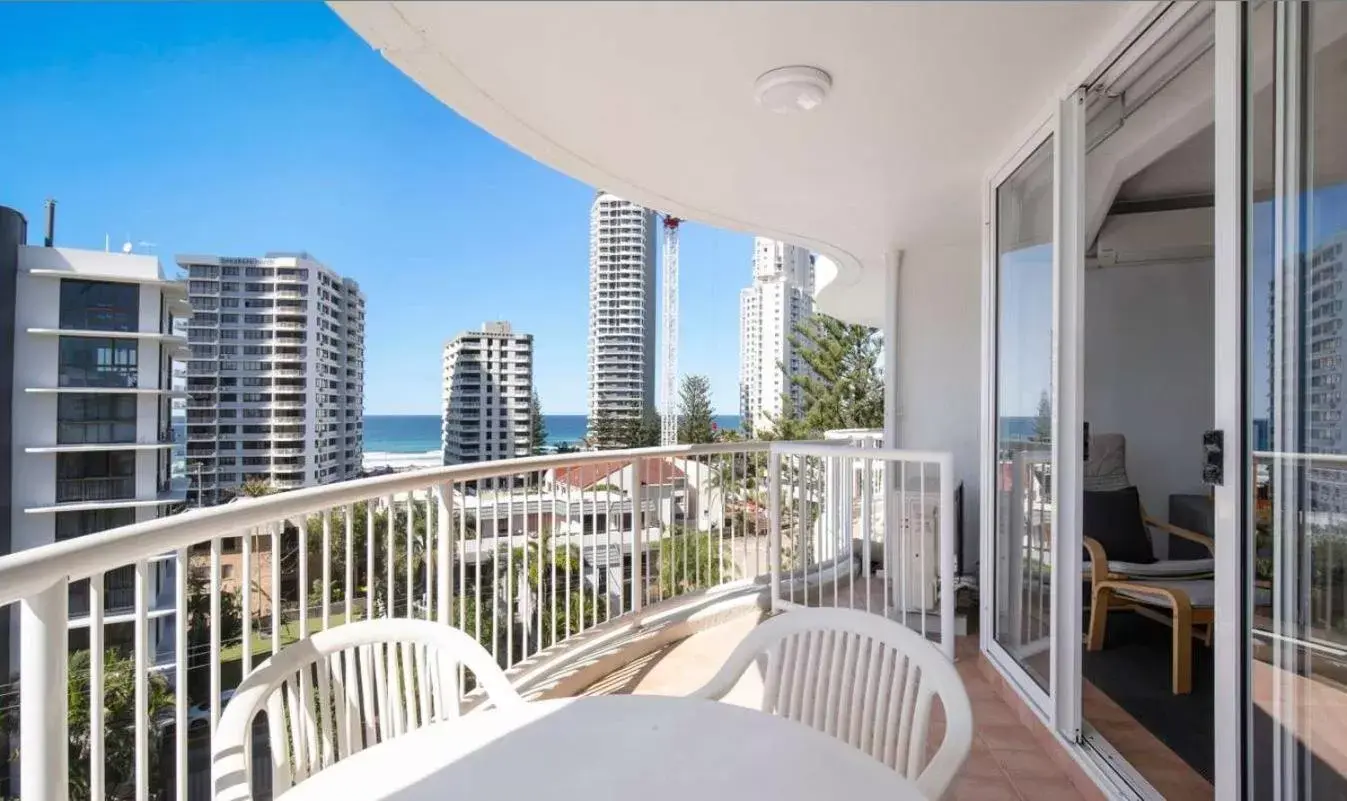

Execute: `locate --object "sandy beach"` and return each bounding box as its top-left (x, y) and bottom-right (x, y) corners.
top-left (363, 450), bottom-right (441, 472)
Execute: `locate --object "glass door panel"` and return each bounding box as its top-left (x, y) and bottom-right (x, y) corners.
top-left (993, 138), bottom-right (1056, 691)
top-left (1246, 2), bottom-right (1347, 796)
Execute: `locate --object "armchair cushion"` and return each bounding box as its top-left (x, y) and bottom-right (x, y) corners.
top-left (1105, 558), bottom-right (1214, 578)
top-left (1083, 486), bottom-right (1155, 565)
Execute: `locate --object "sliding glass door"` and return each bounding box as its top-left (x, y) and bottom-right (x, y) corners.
top-left (1239, 2), bottom-right (1347, 797)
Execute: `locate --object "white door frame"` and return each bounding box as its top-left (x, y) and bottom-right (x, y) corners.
top-left (1211, 3), bottom-right (1245, 800)
top-left (1052, 84), bottom-right (1087, 742)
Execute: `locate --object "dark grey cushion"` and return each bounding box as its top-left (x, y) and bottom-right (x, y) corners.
top-left (1083, 486), bottom-right (1155, 565)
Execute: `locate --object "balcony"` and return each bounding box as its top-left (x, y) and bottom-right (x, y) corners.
top-left (0, 440), bottom-right (999, 800)
top-left (27, 475), bottom-right (189, 513)
top-left (54, 475), bottom-right (136, 503)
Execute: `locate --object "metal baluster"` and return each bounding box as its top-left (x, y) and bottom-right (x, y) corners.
top-left (242, 530), bottom-right (253, 676)
top-left (405, 493), bottom-right (414, 620)
top-left (209, 539), bottom-right (222, 734)
top-left (366, 504), bottom-right (375, 622)
top-left (134, 559), bottom-right (149, 801)
top-left (299, 515), bottom-right (309, 637)
top-left (174, 548), bottom-right (188, 801)
top-left (271, 524), bottom-right (281, 655)
top-left (385, 495), bottom-right (395, 620)
top-left (506, 480), bottom-right (515, 666)
top-left (322, 509), bottom-right (332, 630)
top-left (344, 505), bottom-right (354, 627)
top-left (90, 572), bottom-right (106, 801)
top-left (522, 478), bottom-right (530, 660)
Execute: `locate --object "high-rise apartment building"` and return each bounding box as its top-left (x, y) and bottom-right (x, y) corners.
top-left (178, 253), bottom-right (365, 506)
top-left (441, 321), bottom-right (534, 465)
top-left (739, 238), bottom-right (816, 432)
top-left (5, 210), bottom-right (190, 671)
top-left (1300, 233), bottom-right (1347, 512)
top-left (588, 192), bottom-right (657, 432)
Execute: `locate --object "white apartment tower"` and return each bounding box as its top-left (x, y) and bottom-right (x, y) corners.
top-left (178, 253), bottom-right (365, 506)
top-left (588, 192), bottom-right (657, 430)
top-left (739, 238), bottom-right (816, 432)
top-left (1300, 232), bottom-right (1347, 512)
top-left (5, 215), bottom-right (190, 669)
top-left (441, 321), bottom-right (534, 465)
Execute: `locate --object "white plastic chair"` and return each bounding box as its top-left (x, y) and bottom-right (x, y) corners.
top-left (690, 608), bottom-right (973, 800)
top-left (212, 618), bottom-right (522, 801)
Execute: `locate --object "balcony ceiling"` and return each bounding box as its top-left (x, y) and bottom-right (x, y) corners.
top-left (331, 1), bottom-right (1139, 325)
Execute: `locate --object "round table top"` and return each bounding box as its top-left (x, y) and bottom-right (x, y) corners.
top-left (279, 695), bottom-right (926, 801)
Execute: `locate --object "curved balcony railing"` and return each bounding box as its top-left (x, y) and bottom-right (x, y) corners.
top-left (0, 439), bottom-right (955, 801)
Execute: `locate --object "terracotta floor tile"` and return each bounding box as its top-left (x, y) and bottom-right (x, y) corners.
top-left (946, 776), bottom-right (1024, 801)
top-left (978, 724), bottom-right (1044, 753)
top-left (993, 749), bottom-right (1071, 780)
top-left (1010, 777), bottom-right (1091, 801)
top-left (971, 698), bottom-right (1021, 726)
top-left (961, 749), bottom-right (1011, 780)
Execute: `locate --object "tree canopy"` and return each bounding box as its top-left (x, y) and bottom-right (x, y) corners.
top-left (530, 391), bottom-right (548, 455)
top-left (589, 405), bottom-right (661, 449)
top-left (765, 314), bottom-right (883, 439)
top-left (676, 375), bottom-right (716, 444)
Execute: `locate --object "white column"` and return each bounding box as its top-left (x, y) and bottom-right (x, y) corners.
top-left (20, 581), bottom-right (69, 801)
top-left (883, 251), bottom-right (903, 449)
top-left (882, 252), bottom-right (903, 614)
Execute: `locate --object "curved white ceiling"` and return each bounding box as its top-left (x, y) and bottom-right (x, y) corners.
top-left (331, 1), bottom-right (1140, 326)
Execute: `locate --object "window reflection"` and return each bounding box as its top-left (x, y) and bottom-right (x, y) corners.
top-left (59, 279), bottom-right (139, 332)
top-left (1247, 2), bottom-right (1347, 796)
top-left (993, 138), bottom-right (1055, 691)
top-left (58, 336), bottom-right (138, 388)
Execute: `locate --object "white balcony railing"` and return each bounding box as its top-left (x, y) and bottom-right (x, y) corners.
top-left (0, 439), bottom-right (955, 801)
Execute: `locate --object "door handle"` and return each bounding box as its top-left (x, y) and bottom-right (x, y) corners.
top-left (1203, 430), bottom-right (1224, 485)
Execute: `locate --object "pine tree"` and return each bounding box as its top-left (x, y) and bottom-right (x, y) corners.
top-left (676, 374), bottom-right (716, 444)
top-left (589, 409), bottom-right (624, 450)
top-left (1032, 391), bottom-right (1052, 443)
top-left (627, 406), bottom-right (662, 447)
top-left (530, 391), bottom-right (548, 455)
top-left (765, 314), bottom-right (884, 439)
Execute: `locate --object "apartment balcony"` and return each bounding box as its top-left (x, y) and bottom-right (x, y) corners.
top-left (26, 475), bottom-right (188, 513)
top-left (25, 428), bottom-right (178, 454)
top-left (0, 439), bottom-right (985, 801)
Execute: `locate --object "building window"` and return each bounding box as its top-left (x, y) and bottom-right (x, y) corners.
top-left (55, 507), bottom-right (136, 542)
top-left (60, 279), bottom-right (140, 332)
top-left (57, 393), bottom-right (137, 444)
top-left (58, 336), bottom-right (138, 388)
top-left (56, 451), bottom-right (136, 502)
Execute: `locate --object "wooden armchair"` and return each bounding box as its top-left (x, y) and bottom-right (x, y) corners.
top-left (1082, 485), bottom-right (1215, 694)
top-left (1081, 433), bottom-right (1215, 695)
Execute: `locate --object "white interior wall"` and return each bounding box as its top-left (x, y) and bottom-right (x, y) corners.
top-left (896, 242), bottom-right (983, 571)
top-left (1084, 209), bottom-right (1214, 556)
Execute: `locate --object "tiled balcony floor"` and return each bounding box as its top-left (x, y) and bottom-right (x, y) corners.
top-left (581, 614), bottom-right (1104, 800)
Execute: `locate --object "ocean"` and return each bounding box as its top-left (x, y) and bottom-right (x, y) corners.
top-left (364, 414), bottom-right (744, 453)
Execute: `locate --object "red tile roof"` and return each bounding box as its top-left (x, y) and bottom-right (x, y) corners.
top-left (553, 458), bottom-right (686, 489)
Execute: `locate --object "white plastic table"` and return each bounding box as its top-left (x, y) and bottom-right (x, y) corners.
top-left (277, 695), bottom-right (927, 801)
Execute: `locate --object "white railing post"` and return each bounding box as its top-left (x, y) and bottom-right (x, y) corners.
top-left (939, 454), bottom-right (956, 661)
top-left (435, 483), bottom-right (452, 624)
top-left (632, 461), bottom-right (645, 613)
top-left (769, 450), bottom-right (782, 613)
top-left (21, 580), bottom-right (69, 801)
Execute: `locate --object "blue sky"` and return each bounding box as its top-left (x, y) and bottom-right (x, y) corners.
top-left (0, 1), bottom-right (750, 415)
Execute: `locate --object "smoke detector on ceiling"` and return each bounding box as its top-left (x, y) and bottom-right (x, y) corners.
top-left (753, 66), bottom-right (832, 114)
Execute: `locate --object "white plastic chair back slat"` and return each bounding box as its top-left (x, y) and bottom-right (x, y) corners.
top-left (690, 608), bottom-right (973, 800)
top-left (213, 619), bottom-right (522, 801)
